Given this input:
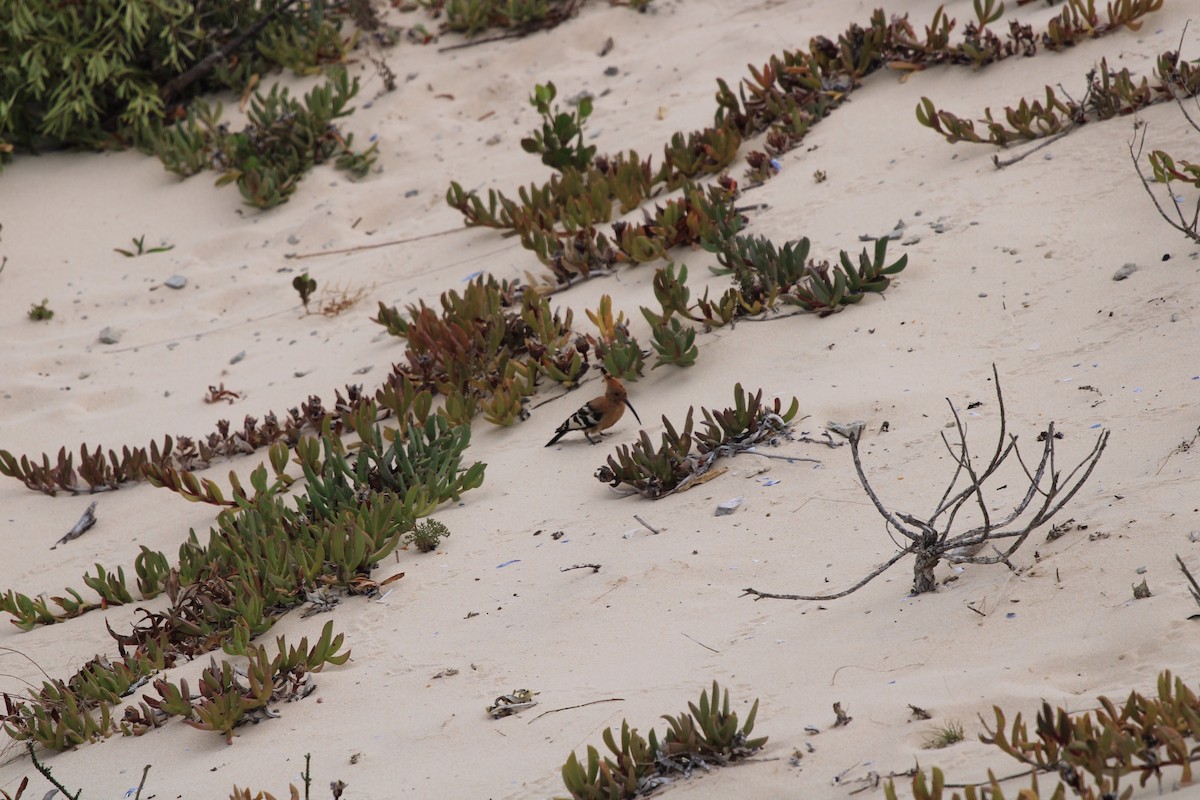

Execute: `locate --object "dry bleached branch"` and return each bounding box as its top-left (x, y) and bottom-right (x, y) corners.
top-left (743, 367), bottom-right (1108, 601)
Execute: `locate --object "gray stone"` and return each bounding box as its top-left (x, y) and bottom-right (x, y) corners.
top-left (1113, 263), bottom-right (1137, 281)
top-left (230, 350), bottom-right (246, 365)
top-left (164, 275), bottom-right (187, 290)
top-left (715, 497), bottom-right (744, 516)
top-left (97, 327), bottom-right (123, 344)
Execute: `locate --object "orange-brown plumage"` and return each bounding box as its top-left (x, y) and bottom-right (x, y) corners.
top-left (545, 374), bottom-right (642, 447)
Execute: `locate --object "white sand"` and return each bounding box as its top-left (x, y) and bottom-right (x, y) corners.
top-left (3, 1), bottom-right (1200, 797)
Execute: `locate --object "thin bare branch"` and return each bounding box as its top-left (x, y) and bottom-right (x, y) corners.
top-left (848, 432), bottom-right (916, 540)
top-left (743, 368), bottom-right (1107, 600)
top-left (741, 547), bottom-right (913, 601)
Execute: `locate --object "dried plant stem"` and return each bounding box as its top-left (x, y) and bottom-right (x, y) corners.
top-left (992, 125), bottom-right (1074, 169)
top-left (633, 514), bottom-right (660, 534)
top-left (742, 549), bottom-right (912, 602)
top-left (287, 226), bottom-right (466, 260)
top-left (1177, 554), bottom-right (1200, 609)
top-left (744, 366), bottom-right (1107, 600)
top-left (1130, 124), bottom-right (1200, 244)
top-left (526, 697), bottom-right (624, 724)
top-left (27, 741), bottom-right (81, 800)
top-left (134, 764), bottom-right (151, 800)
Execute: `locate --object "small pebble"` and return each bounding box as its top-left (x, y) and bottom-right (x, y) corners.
top-left (230, 350), bottom-right (246, 365)
top-left (97, 327), bottom-right (123, 344)
top-left (1136, 566), bottom-right (1147, 574)
top-left (287, 234), bottom-right (300, 245)
top-left (405, 189), bottom-right (420, 197)
top-left (604, 66), bottom-right (619, 76)
top-left (164, 275), bottom-right (187, 289)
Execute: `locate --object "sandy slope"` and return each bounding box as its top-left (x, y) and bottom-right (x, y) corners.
top-left (3, 0), bottom-right (1200, 797)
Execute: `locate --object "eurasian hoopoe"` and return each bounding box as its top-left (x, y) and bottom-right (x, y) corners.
top-left (545, 373), bottom-right (642, 447)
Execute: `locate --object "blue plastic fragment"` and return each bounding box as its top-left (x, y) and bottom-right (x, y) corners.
top-left (464, 270), bottom-right (484, 281)
top-left (497, 559), bottom-right (521, 568)
top-left (1089, 423), bottom-right (1101, 429)
top-left (1006, 612), bottom-right (1016, 619)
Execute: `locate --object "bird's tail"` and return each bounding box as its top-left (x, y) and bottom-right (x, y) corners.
top-left (545, 422), bottom-right (570, 447)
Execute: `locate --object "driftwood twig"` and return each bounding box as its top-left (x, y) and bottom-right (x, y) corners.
top-left (52, 501), bottom-right (98, 549)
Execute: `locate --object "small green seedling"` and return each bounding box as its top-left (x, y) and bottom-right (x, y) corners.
top-left (293, 273), bottom-right (318, 311)
top-left (520, 81), bottom-right (596, 172)
top-left (114, 235), bottom-right (175, 257)
top-left (28, 299), bottom-right (53, 321)
top-left (923, 720), bottom-right (965, 749)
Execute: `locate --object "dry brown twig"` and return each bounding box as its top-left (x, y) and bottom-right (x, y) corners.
top-left (316, 283), bottom-right (370, 317)
top-left (743, 366), bottom-right (1108, 601)
top-left (203, 383), bottom-right (242, 405)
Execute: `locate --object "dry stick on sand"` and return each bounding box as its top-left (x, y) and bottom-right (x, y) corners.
top-left (51, 501), bottom-right (98, 549)
top-left (633, 515), bottom-right (660, 534)
top-left (286, 227), bottom-right (468, 260)
top-left (742, 366), bottom-right (1108, 601)
top-left (526, 697), bottom-right (624, 725)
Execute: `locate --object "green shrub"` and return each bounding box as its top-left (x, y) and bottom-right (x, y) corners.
top-left (0, 0), bottom-right (351, 156)
top-left (147, 69), bottom-right (377, 208)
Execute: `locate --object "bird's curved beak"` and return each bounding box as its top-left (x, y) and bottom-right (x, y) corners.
top-left (624, 399), bottom-right (643, 425)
